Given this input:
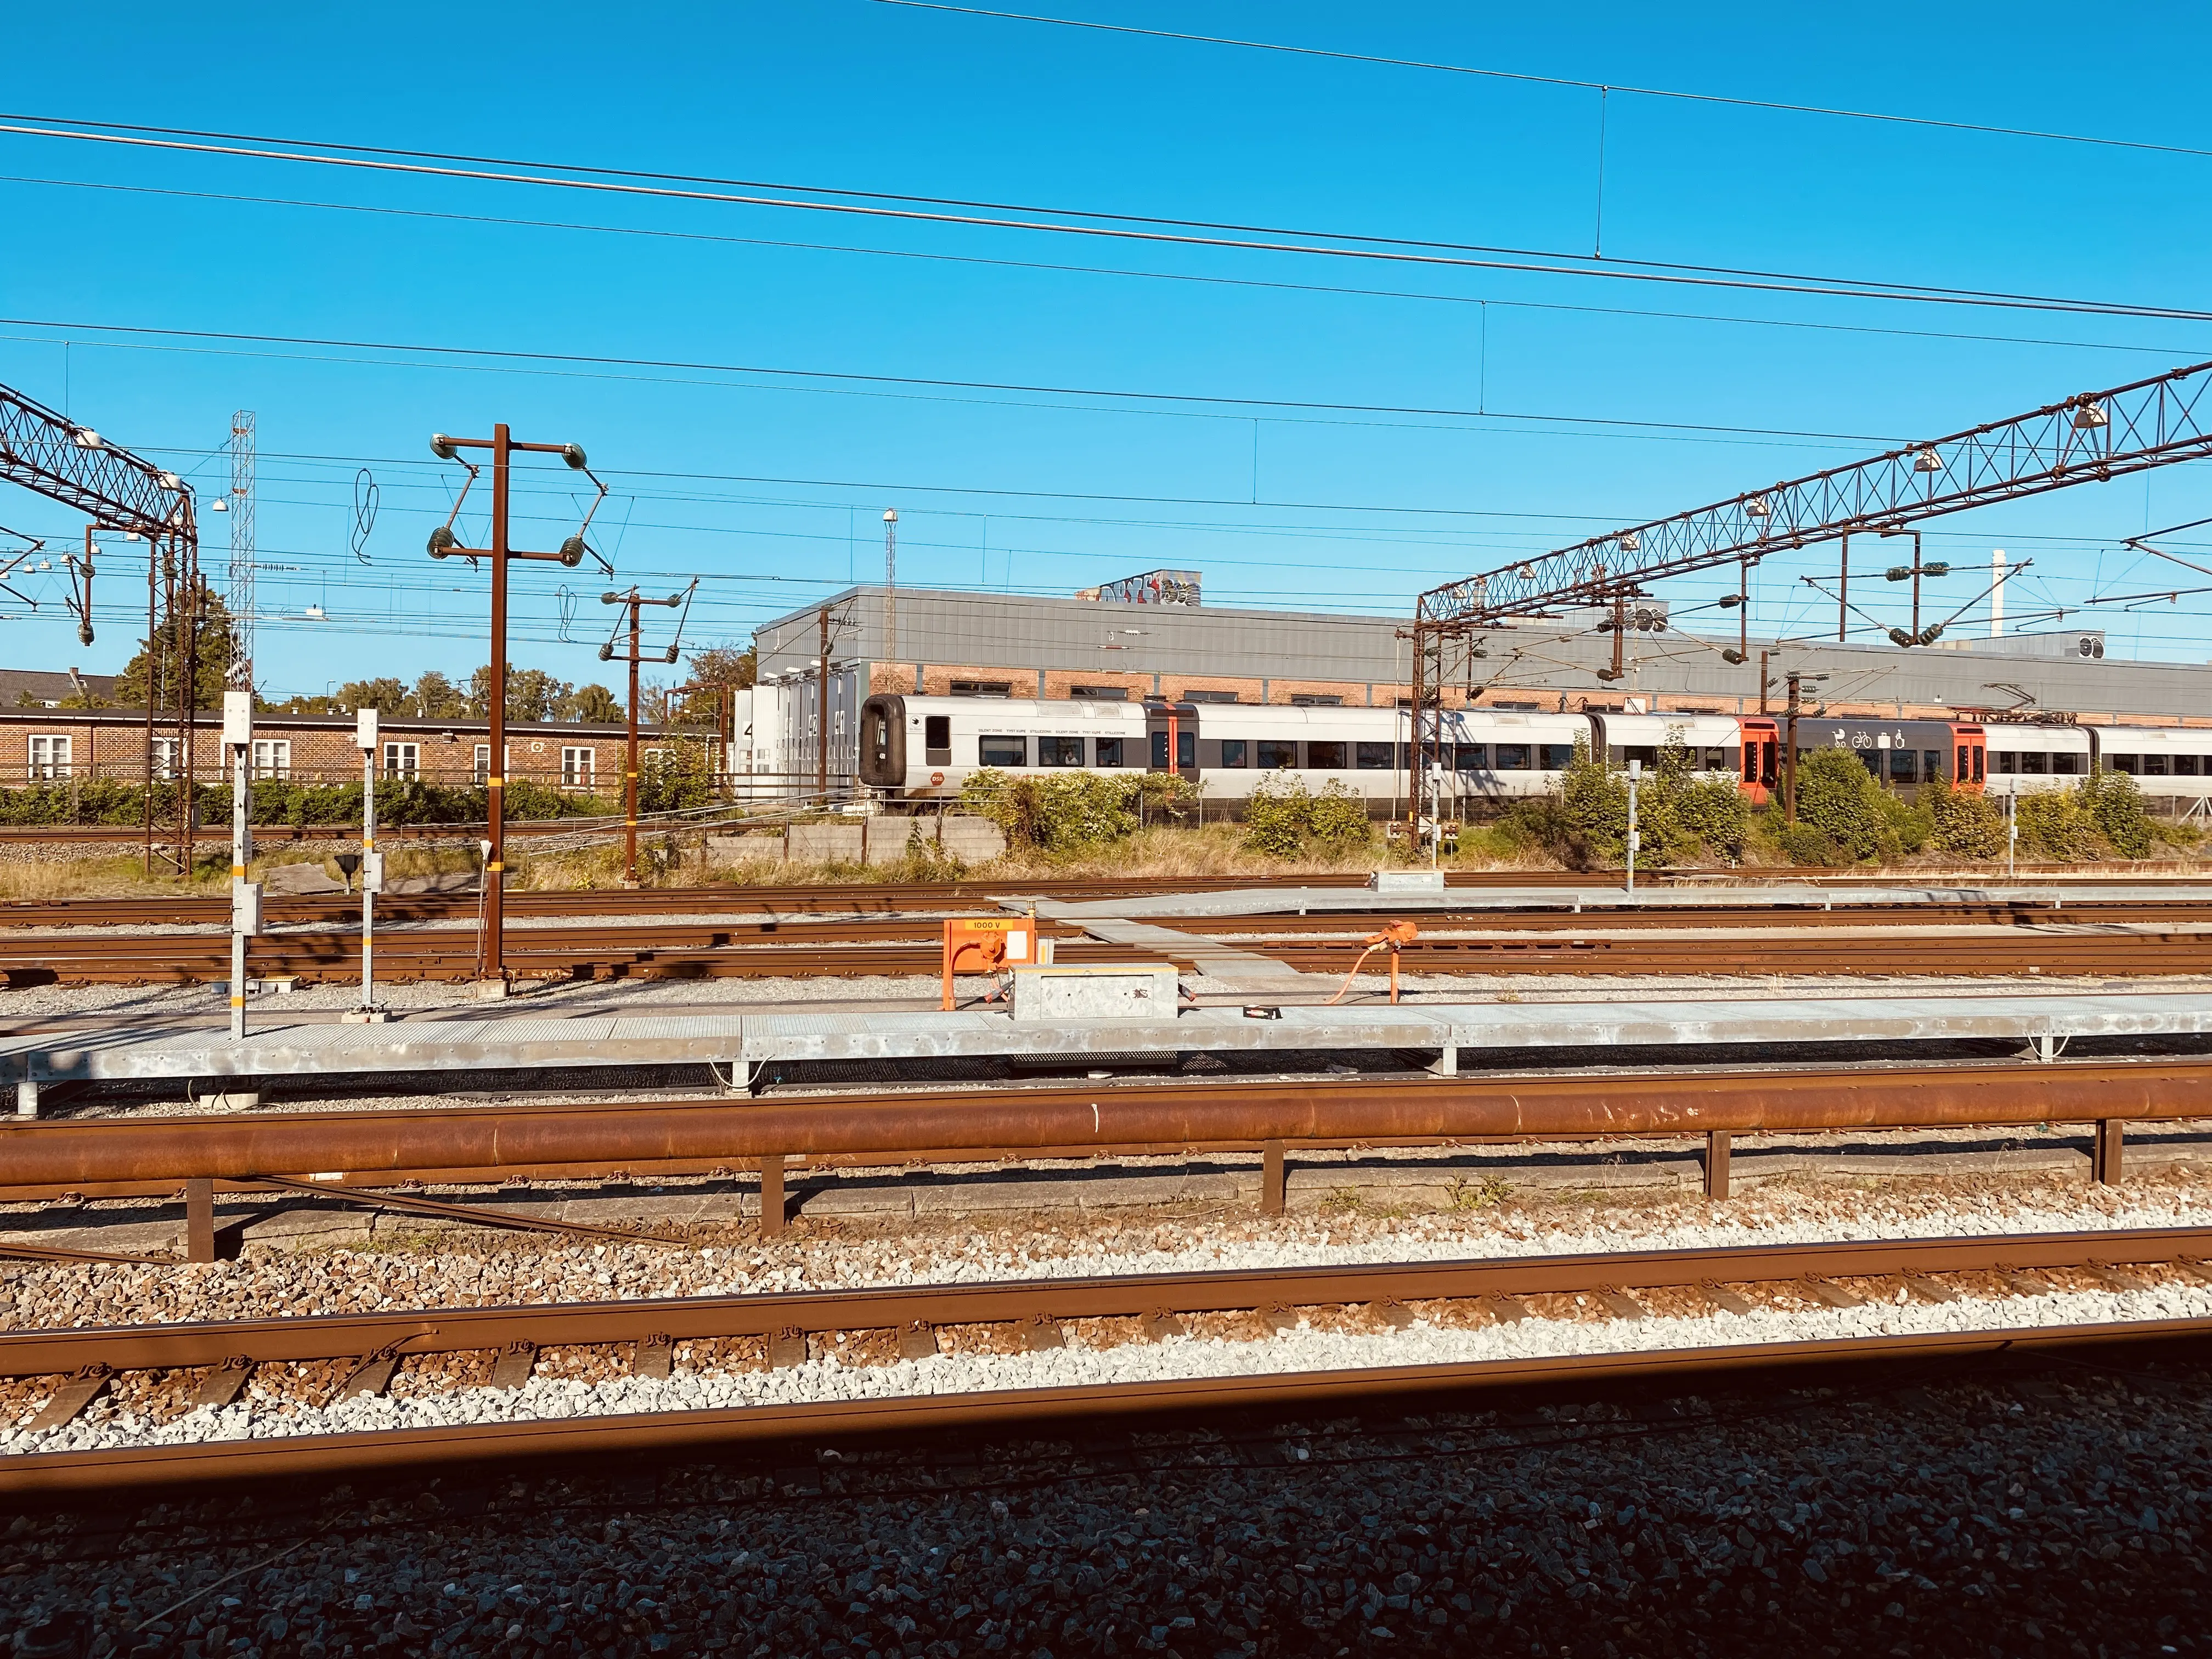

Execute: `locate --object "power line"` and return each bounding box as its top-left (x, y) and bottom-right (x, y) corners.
top-left (7, 172), bottom-right (2199, 363)
top-left (868, 1), bottom-right (2212, 163)
top-left (5, 115), bottom-right (2210, 321)
top-left (0, 314), bottom-right (1898, 445)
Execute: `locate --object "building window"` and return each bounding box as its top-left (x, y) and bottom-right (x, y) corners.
top-left (979, 735), bottom-right (1028, 766)
top-left (643, 746), bottom-right (672, 774)
top-left (1095, 736), bottom-right (1126, 768)
top-left (1218, 740), bottom-right (1249, 769)
top-left (383, 742), bottom-right (420, 780)
top-left (251, 739), bottom-right (292, 780)
top-left (1069, 685), bottom-right (1128, 701)
top-left (952, 681), bottom-right (1013, 698)
top-left (1290, 693), bottom-right (1342, 707)
top-left (1356, 742), bottom-right (1393, 770)
top-left (561, 747), bottom-right (596, 787)
top-left (1178, 689), bottom-right (1240, 704)
top-left (1257, 739), bottom-right (1297, 770)
top-left (473, 743), bottom-right (513, 785)
top-left (1039, 736), bottom-right (1084, 766)
top-left (150, 736), bottom-right (181, 780)
top-left (27, 735), bottom-right (71, 780)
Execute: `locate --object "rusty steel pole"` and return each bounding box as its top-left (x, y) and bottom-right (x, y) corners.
top-left (1784, 670), bottom-right (1803, 823)
top-left (1838, 534), bottom-right (1850, 642)
top-left (627, 599), bottom-right (641, 882)
top-left (484, 422), bottom-right (511, 984)
top-left (816, 602), bottom-right (831, 803)
top-left (426, 425), bottom-right (606, 991)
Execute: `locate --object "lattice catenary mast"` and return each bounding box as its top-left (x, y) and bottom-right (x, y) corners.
top-left (227, 410), bottom-right (255, 689)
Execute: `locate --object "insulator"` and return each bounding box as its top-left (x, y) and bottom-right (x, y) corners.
top-left (1889, 627), bottom-right (1915, 647)
top-left (561, 443), bottom-right (589, 471)
top-left (77, 623), bottom-right (94, 647)
top-left (1717, 594), bottom-right (1742, 608)
top-left (430, 434), bottom-right (456, 460)
top-left (597, 644), bottom-right (613, 662)
top-left (665, 645), bottom-right (681, 664)
top-left (426, 526), bottom-right (458, 559)
top-left (559, 536), bottom-right (589, 568)
top-left (1921, 561), bottom-right (1951, 578)
top-left (1919, 623), bottom-right (1946, 644)
top-left (1885, 565), bottom-right (1913, 582)
top-left (1722, 648), bottom-right (1747, 665)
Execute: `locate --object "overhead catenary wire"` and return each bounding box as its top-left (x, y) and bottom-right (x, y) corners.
top-left (868, 0), bottom-right (2212, 165)
top-left (5, 116), bottom-right (2212, 321)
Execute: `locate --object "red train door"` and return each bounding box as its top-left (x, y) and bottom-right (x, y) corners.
top-left (1738, 718), bottom-right (1780, 805)
top-left (1953, 725), bottom-right (1987, 792)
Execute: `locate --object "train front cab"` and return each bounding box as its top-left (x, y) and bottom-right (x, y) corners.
top-left (1738, 718), bottom-right (1780, 805)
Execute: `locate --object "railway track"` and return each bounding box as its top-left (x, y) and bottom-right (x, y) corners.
top-left (4, 1227), bottom-right (2207, 1492)
top-left (5, 915), bottom-right (2210, 984)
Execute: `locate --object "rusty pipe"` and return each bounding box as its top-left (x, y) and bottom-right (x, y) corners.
top-left (4, 1062), bottom-right (2210, 1188)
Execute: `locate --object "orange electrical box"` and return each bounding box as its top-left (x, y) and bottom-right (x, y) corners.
top-left (942, 916), bottom-right (1041, 1010)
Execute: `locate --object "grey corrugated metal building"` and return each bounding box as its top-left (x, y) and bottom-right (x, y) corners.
top-left (751, 584), bottom-right (2210, 784)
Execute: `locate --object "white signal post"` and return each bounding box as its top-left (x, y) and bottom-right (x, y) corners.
top-left (1625, 757), bottom-right (1643, 898)
top-left (222, 690), bottom-right (259, 1040)
top-left (346, 707), bottom-right (389, 1023)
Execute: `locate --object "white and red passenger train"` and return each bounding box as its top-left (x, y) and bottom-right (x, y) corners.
top-left (858, 693), bottom-right (2212, 811)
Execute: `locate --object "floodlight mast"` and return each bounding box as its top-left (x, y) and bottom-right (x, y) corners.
top-left (1402, 358), bottom-right (2212, 838)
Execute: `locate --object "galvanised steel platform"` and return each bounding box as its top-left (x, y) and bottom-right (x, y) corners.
top-left (5, 990), bottom-right (2210, 1112)
top-left (1026, 882), bottom-right (2212, 920)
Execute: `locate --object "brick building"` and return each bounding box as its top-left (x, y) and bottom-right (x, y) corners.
top-left (0, 706), bottom-right (687, 793)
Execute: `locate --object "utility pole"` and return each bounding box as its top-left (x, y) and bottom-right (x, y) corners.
top-left (883, 509), bottom-right (898, 664)
top-left (1837, 533), bottom-right (1849, 642)
top-left (817, 601), bottom-right (832, 803)
top-left (1758, 651), bottom-right (1771, 715)
top-left (600, 586), bottom-right (686, 884)
top-left (427, 424), bottom-right (606, 991)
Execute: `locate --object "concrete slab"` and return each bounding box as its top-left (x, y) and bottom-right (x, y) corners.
top-left (4, 988), bottom-right (2209, 1096)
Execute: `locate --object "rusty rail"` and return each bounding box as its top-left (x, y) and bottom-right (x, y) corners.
top-left (3, 1060), bottom-right (2206, 1195)
top-left (4, 1226), bottom-right (2209, 1491)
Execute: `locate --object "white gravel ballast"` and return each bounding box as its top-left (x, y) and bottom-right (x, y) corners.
top-left (8, 1274), bottom-right (2209, 1460)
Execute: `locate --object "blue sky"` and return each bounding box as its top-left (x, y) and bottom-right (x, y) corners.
top-left (2, 1), bottom-right (2209, 699)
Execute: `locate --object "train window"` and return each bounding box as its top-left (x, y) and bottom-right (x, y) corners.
top-left (2143, 753), bottom-right (2170, 777)
top-left (2020, 752), bottom-right (2049, 774)
top-left (868, 713), bottom-right (891, 770)
top-left (1923, 751), bottom-right (1941, 782)
top-left (1992, 751), bottom-right (2018, 774)
top-left (1356, 742), bottom-right (1394, 770)
top-left (1742, 747), bottom-right (1758, 783)
top-left (980, 735), bottom-right (1028, 766)
top-left (1452, 744), bottom-right (1485, 774)
top-left (1178, 731), bottom-right (1195, 769)
top-left (1620, 745), bottom-right (1657, 770)
top-left (1039, 736), bottom-right (1085, 766)
top-left (924, 716), bottom-right (951, 763)
top-left (1151, 732), bottom-right (1169, 768)
top-left (1218, 740), bottom-right (1249, 768)
top-left (1700, 747), bottom-right (1725, 772)
top-left (1096, 736), bottom-right (1125, 768)
top-left (2177, 754), bottom-right (2202, 777)
top-left (1494, 743), bottom-right (1532, 771)
top-left (1860, 752), bottom-right (1882, 780)
top-left (1541, 743), bottom-right (1576, 769)
top-left (1307, 741), bottom-right (1349, 769)
top-left (1889, 748), bottom-right (1917, 782)
top-left (1760, 743), bottom-right (1778, 787)
top-left (1972, 749), bottom-right (1985, 782)
top-left (2052, 753), bottom-right (2082, 775)
top-left (1258, 740), bottom-right (1297, 769)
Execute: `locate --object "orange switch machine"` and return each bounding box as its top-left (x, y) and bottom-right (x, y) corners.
top-left (941, 915), bottom-right (1042, 1011)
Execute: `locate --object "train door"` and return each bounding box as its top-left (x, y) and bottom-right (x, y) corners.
top-left (1146, 701), bottom-right (1198, 779)
top-left (1952, 725), bottom-right (1988, 791)
top-left (1737, 718), bottom-right (1780, 805)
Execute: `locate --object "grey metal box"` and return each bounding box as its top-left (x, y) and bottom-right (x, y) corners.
top-left (1009, 964), bottom-right (1180, 1022)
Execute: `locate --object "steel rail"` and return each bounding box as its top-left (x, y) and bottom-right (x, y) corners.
top-left (5, 1060), bottom-right (2209, 1192)
top-left (3, 1229), bottom-right (2209, 1492)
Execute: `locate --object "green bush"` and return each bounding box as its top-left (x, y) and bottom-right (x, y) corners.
top-left (1241, 773), bottom-right (1374, 858)
top-left (2085, 769), bottom-right (2154, 859)
top-left (2013, 787), bottom-right (2100, 861)
top-left (1537, 737), bottom-right (1747, 869)
top-left (1788, 746), bottom-right (1926, 864)
top-left (1921, 772), bottom-right (2005, 858)
top-left (0, 777), bottom-right (606, 829)
top-left (958, 768), bottom-right (1148, 853)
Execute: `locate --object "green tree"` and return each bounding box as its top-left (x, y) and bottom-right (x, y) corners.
top-left (1240, 774), bottom-right (1372, 858)
top-left (2015, 786), bottom-right (2101, 861)
top-left (565, 683), bottom-right (623, 724)
top-left (116, 586), bottom-right (239, 711)
top-left (467, 664), bottom-right (572, 722)
top-left (411, 671), bottom-right (467, 720)
top-left (1791, 746), bottom-right (1926, 864)
top-left (336, 676), bottom-right (411, 715)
